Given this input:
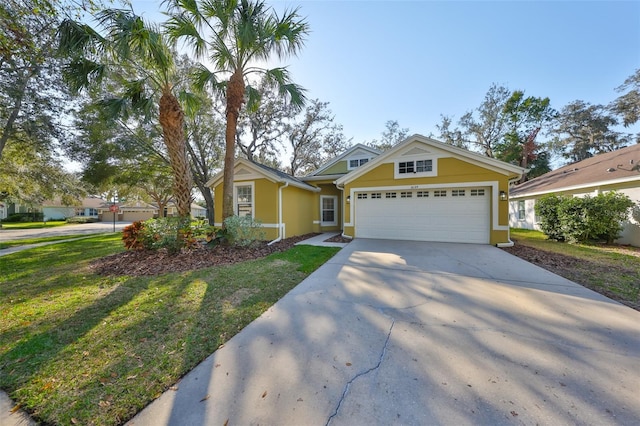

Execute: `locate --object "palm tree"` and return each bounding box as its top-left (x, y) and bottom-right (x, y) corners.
top-left (164, 0), bottom-right (309, 220)
top-left (58, 8), bottom-right (193, 218)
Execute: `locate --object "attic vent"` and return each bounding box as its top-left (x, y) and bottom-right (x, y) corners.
top-left (607, 167), bottom-right (616, 172)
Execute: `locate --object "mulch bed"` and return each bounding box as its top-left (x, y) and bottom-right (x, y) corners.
top-left (91, 233), bottom-right (320, 277)
top-left (324, 234), bottom-right (352, 243)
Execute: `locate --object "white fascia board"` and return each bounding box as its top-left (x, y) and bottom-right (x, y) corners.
top-left (336, 134), bottom-right (524, 186)
top-left (306, 143), bottom-right (381, 177)
top-left (510, 175), bottom-right (640, 199)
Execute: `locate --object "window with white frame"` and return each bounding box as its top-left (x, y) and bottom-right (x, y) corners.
top-left (452, 189), bottom-right (465, 197)
top-left (371, 192), bottom-right (382, 199)
top-left (348, 158), bottom-right (369, 170)
top-left (398, 159), bottom-right (432, 174)
top-left (236, 185), bottom-right (252, 217)
top-left (400, 191), bottom-right (412, 198)
top-left (385, 192), bottom-right (397, 199)
top-left (417, 191), bottom-right (429, 198)
top-left (321, 195), bottom-right (337, 225)
top-left (470, 189), bottom-right (485, 196)
top-left (518, 200), bottom-right (526, 220)
top-left (434, 190), bottom-right (446, 197)
top-left (357, 193), bottom-right (368, 199)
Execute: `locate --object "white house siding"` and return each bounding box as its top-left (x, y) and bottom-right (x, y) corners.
top-left (510, 187), bottom-right (640, 247)
top-left (43, 207), bottom-right (75, 220)
top-left (509, 199), bottom-right (538, 230)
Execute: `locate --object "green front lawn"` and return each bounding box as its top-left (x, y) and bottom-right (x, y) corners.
top-left (0, 221), bottom-right (68, 229)
top-left (0, 235), bottom-right (340, 425)
top-left (0, 235), bottom-right (90, 250)
top-left (509, 228), bottom-right (640, 308)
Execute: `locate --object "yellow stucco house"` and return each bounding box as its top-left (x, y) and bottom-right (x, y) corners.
top-left (207, 134), bottom-right (524, 246)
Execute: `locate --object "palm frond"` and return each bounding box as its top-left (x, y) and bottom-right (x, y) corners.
top-left (164, 12), bottom-right (207, 58)
top-left (263, 67), bottom-right (306, 110)
top-left (178, 90), bottom-right (202, 117)
top-left (63, 58), bottom-right (106, 93)
top-left (191, 62), bottom-right (219, 91)
top-left (245, 84), bottom-right (262, 113)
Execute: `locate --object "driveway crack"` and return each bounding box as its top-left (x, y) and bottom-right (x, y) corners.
top-left (325, 318), bottom-right (395, 426)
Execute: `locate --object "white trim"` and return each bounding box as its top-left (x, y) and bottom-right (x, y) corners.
top-left (320, 195), bottom-right (338, 226)
top-left (347, 156), bottom-right (372, 170)
top-left (234, 182), bottom-right (255, 218)
top-left (344, 181), bottom-right (508, 232)
top-left (511, 175), bottom-right (640, 199)
top-left (394, 157), bottom-right (438, 179)
top-left (306, 143), bottom-right (381, 177)
top-left (336, 135), bottom-right (524, 186)
top-left (269, 182), bottom-right (289, 245)
top-left (312, 220), bottom-right (321, 224)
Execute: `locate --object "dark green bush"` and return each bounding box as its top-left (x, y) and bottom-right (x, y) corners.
top-left (535, 191), bottom-right (634, 243)
top-left (534, 194), bottom-right (564, 240)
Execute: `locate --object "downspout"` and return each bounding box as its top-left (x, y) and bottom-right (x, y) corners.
top-left (268, 181), bottom-right (288, 245)
top-left (336, 183), bottom-right (353, 240)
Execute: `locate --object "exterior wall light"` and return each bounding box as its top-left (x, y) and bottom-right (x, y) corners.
top-left (346, 195), bottom-right (351, 203)
top-left (499, 190), bottom-right (507, 201)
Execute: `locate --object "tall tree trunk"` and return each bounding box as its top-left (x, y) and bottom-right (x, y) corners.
top-left (222, 68), bottom-right (245, 221)
top-left (159, 88), bottom-right (192, 218)
top-left (200, 186), bottom-right (215, 225)
top-left (0, 68), bottom-right (34, 162)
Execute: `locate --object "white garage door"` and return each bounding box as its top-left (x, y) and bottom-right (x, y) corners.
top-left (354, 187), bottom-right (490, 243)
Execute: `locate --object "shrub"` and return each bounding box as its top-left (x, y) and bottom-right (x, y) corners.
top-left (223, 215), bottom-right (265, 247)
top-left (535, 194), bottom-right (564, 240)
top-left (122, 221), bottom-right (145, 250)
top-left (2, 212), bottom-right (44, 222)
top-left (122, 217), bottom-right (198, 254)
top-left (535, 191), bottom-right (634, 244)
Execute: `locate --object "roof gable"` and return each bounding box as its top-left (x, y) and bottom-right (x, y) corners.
top-left (511, 144), bottom-right (640, 197)
top-left (336, 134), bottom-right (524, 185)
top-left (206, 159), bottom-right (320, 192)
top-left (305, 143), bottom-right (381, 177)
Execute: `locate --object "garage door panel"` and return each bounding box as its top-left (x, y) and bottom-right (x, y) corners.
top-left (355, 188), bottom-right (490, 244)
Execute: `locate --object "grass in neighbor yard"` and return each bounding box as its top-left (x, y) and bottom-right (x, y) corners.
top-left (508, 228), bottom-right (640, 309)
top-left (0, 235), bottom-right (91, 250)
top-left (0, 221), bottom-right (68, 229)
top-left (0, 235), bottom-right (340, 425)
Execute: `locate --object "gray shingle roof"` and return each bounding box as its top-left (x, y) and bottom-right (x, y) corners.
top-left (510, 144), bottom-right (640, 197)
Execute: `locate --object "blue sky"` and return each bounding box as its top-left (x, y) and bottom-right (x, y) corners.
top-left (135, 0), bottom-right (639, 145)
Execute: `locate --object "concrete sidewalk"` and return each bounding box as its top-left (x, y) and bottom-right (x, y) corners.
top-left (127, 239), bottom-right (640, 425)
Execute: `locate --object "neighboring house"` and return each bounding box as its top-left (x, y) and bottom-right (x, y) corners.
top-left (1, 196), bottom-right (108, 221)
top-left (207, 135), bottom-right (524, 245)
top-left (106, 200), bottom-right (158, 222)
top-left (509, 144), bottom-right (640, 246)
top-left (42, 196), bottom-right (106, 220)
top-left (163, 202), bottom-right (208, 218)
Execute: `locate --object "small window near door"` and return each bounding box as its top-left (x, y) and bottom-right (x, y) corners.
top-left (434, 190), bottom-right (446, 197)
top-left (236, 185), bottom-right (252, 217)
top-left (452, 189), bottom-right (465, 197)
top-left (357, 193), bottom-right (368, 199)
top-left (321, 196), bottom-right (337, 226)
top-left (518, 200), bottom-right (526, 220)
top-left (400, 191), bottom-right (412, 198)
top-left (417, 191), bottom-right (429, 198)
top-left (371, 192), bottom-right (382, 199)
top-left (385, 192), bottom-right (397, 199)
top-left (470, 189), bottom-right (485, 196)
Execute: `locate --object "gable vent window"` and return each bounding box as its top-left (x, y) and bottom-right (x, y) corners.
top-left (470, 189), bottom-right (485, 196)
top-left (417, 191), bottom-right (429, 198)
top-left (398, 159), bottom-right (432, 174)
top-left (371, 193), bottom-right (382, 199)
top-left (349, 158), bottom-right (369, 169)
top-left (357, 193), bottom-right (368, 199)
top-left (452, 189), bottom-right (465, 197)
top-left (385, 192), bottom-right (397, 199)
top-left (434, 190), bottom-right (446, 197)
top-left (400, 191), bottom-right (412, 198)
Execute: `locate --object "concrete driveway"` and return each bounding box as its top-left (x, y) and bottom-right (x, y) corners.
top-left (129, 239), bottom-right (640, 425)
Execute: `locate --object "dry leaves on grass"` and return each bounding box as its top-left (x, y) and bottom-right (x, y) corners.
top-left (91, 234), bottom-right (319, 277)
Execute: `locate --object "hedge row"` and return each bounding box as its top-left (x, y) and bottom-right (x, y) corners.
top-left (534, 192), bottom-right (634, 243)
